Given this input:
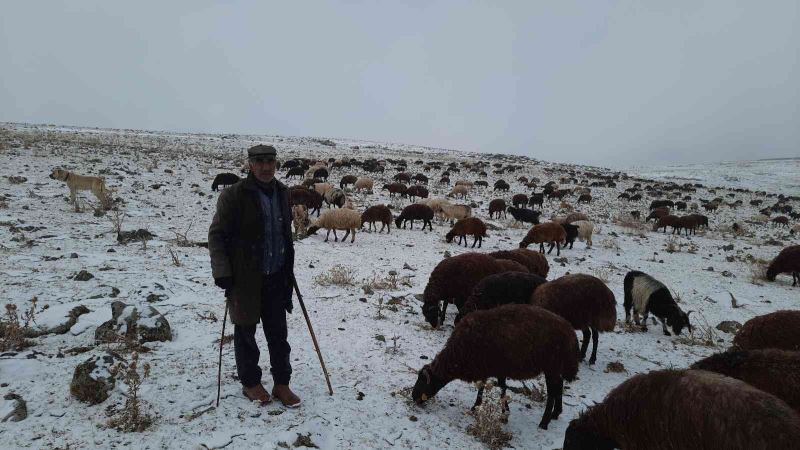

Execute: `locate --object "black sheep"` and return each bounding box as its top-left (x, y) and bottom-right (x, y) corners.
top-left (455, 271), bottom-right (546, 323)
top-left (561, 223), bottom-right (579, 249)
top-left (507, 207), bottom-right (541, 225)
top-left (211, 173), bottom-right (241, 191)
top-left (394, 203), bottom-right (433, 231)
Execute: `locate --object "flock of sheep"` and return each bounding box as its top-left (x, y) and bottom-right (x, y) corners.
top-left (210, 153), bottom-right (800, 448)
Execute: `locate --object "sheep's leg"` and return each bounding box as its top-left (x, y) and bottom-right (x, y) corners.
top-left (539, 242), bottom-right (545, 253)
top-left (472, 382), bottom-right (485, 411)
top-left (351, 228), bottom-right (356, 243)
top-left (439, 301), bottom-right (448, 327)
top-left (551, 376), bottom-right (564, 419)
top-left (477, 236), bottom-right (482, 248)
top-left (589, 327), bottom-right (599, 365)
top-left (661, 318), bottom-right (671, 336)
top-left (427, 220), bottom-right (432, 231)
top-left (547, 242), bottom-right (555, 254)
top-left (410, 220), bottom-right (414, 230)
top-left (342, 229), bottom-right (350, 242)
top-left (498, 377), bottom-right (509, 412)
top-left (579, 328), bottom-right (590, 360)
top-left (333, 229), bottom-right (339, 242)
top-left (556, 242), bottom-right (561, 256)
top-left (324, 229), bottom-right (331, 242)
top-left (640, 311), bottom-right (649, 331)
top-left (540, 374), bottom-right (557, 430)
top-left (793, 271), bottom-right (798, 286)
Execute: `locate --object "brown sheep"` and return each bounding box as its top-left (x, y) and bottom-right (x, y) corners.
top-left (339, 174), bottom-right (358, 189)
top-left (675, 215), bottom-right (698, 235)
top-left (406, 185), bottom-right (429, 200)
top-left (489, 248), bottom-right (550, 278)
top-left (512, 193), bottom-right (528, 208)
top-left (767, 245), bottom-right (800, 286)
top-left (494, 259), bottom-right (527, 273)
top-left (772, 216), bottom-right (790, 228)
top-left (520, 222), bottom-right (567, 256)
top-left (382, 182), bottom-right (408, 198)
top-left (565, 212), bottom-right (589, 223)
top-left (488, 198), bottom-right (507, 219)
top-left (652, 214), bottom-right (679, 233)
top-left (361, 204), bottom-right (392, 233)
top-left (531, 274), bottom-right (616, 364)
top-left (691, 349), bottom-right (800, 412)
top-left (289, 187), bottom-right (323, 216)
top-left (645, 207), bottom-right (669, 222)
top-left (563, 369), bottom-right (800, 449)
top-left (577, 194), bottom-right (592, 204)
top-left (733, 310), bottom-right (800, 351)
top-left (456, 272), bottom-right (547, 323)
top-left (395, 203), bottom-right (434, 231)
top-left (422, 253), bottom-right (510, 327)
top-left (413, 304), bottom-right (579, 430)
top-left (445, 217), bottom-right (488, 248)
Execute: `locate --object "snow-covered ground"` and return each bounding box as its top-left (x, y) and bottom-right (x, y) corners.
top-left (0, 123), bottom-right (798, 449)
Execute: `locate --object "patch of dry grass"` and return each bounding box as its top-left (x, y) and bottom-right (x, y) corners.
top-left (313, 264), bottom-right (357, 287)
top-left (466, 382), bottom-right (512, 450)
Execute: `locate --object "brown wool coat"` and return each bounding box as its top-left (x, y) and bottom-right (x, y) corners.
top-left (208, 174), bottom-right (295, 325)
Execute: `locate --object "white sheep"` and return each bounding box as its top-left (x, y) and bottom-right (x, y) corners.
top-left (448, 185), bottom-right (469, 199)
top-left (571, 220), bottom-right (594, 247)
top-left (354, 177), bottom-right (374, 193)
top-left (314, 182), bottom-right (334, 196)
top-left (307, 208), bottom-right (362, 243)
top-left (441, 203), bottom-right (472, 224)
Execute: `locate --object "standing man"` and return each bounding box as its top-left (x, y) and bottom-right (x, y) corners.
top-left (208, 144), bottom-right (301, 407)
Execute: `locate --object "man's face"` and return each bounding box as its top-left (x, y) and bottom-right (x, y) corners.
top-left (249, 157), bottom-right (277, 183)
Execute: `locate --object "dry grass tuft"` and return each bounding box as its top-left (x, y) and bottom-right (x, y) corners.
top-left (592, 266), bottom-right (611, 284)
top-left (313, 264), bottom-right (357, 287)
top-left (361, 271), bottom-right (412, 291)
top-left (466, 382), bottom-right (512, 450)
top-left (0, 298), bottom-right (42, 351)
top-left (675, 311), bottom-right (720, 348)
top-left (749, 260), bottom-right (770, 285)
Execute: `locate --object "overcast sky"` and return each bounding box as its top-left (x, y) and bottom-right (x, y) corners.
top-left (1, 1), bottom-right (798, 166)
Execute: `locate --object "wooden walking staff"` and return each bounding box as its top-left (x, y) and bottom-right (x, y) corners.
top-left (216, 302), bottom-right (228, 407)
top-left (291, 274), bottom-right (334, 396)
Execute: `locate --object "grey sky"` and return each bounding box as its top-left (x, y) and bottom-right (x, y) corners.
top-left (1, 1), bottom-right (798, 166)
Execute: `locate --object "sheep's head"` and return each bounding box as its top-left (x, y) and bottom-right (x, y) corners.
top-left (412, 365), bottom-right (446, 405)
top-left (445, 231), bottom-right (454, 243)
top-left (422, 302), bottom-right (441, 328)
top-left (765, 265), bottom-right (777, 281)
top-left (394, 217), bottom-right (403, 228)
top-left (668, 310), bottom-right (692, 335)
top-left (306, 225), bottom-right (320, 236)
top-left (563, 418), bottom-right (617, 450)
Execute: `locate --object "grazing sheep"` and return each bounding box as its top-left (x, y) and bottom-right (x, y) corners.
top-left (652, 214), bottom-right (680, 233)
top-left (489, 248), bottom-right (550, 278)
top-left (440, 203), bottom-right (472, 224)
top-left (323, 188), bottom-right (347, 208)
top-left (339, 175), bottom-right (358, 189)
top-left (494, 180), bottom-right (510, 191)
top-left (288, 187), bottom-right (323, 216)
top-left (733, 310), bottom-right (800, 351)
top-left (649, 199), bottom-right (674, 210)
top-left (448, 185), bottom-right (469, 199)
top-left (577, 194), bottom-right (592, 204)
top-left (422, 253), bottom-right (513, 327)
top-left (570, 220), bottom-right (594, 248)
top-left (306, 208), bottom-right (362, 243)
top-left (623, 270), bottom-right (691, 336)
top-left (512, 193), bottom-right (528, 208)
top-left (393, 172), bottom-right (412, 183)
top-left (529, 193), bottom-right (544, 208)
top-left (438, 176), bottom-right (450, 185)
top-left (520, 222), bottom-right (568, 256)
top-left (445, 217), bottom-right (488, 248)
top-left (531, 274), bottom-right (616, 364)
top-left (674, 215), bottom-right (698, 235)
top-left (629, 193), bottom-right (642, 201)
top-left (455, 272), bottom-right (547, 323)
top-left (488, 199), bottom-right (507, 219)
top-left (691, 349), bottom-right (800, 412)
top-left (773, 216), bottom-right (790, 228)
top-left (645, 207), bottom-right (669, 222)
top-left (565, 212), bottom-right (589, 224)
top-left (413, 304), bottom-right (579, 430)
top-left (406, 185), bottom-right (429, 200)
top-left (629, 210), bottom-right (641, 220)
top-left (313, 167), bottom-right (329, 181)
top-left (211, 173), bottom-right (241, 191)
top-left (563, 369), bottom-right (800, 450)
top-left (495, 259), bottom-right (527, 273)
top-left (561, 223), bottom-right (579, 249)
top-left (285, 166), bottom-right (306, 179)
top-left (354, 177), bottom-right (374, 193)
top-left (454, 180), bottom-right (474, 188)
top-left (382, 182), bottom-right (408, 198)
top-left (507, 207), bottom-right (541, 225)
top-left (688, 213), bottom-right (709, 229)
top-left (361, 204), bottom-right (392, 233)
top-left (412, 173), bottom-right (429, 184)
top-left (767, 245), bottom-right (800, 286)
top-left (395, 203), bottom-right (434, 231)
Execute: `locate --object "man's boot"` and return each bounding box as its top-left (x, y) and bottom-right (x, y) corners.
top-left (242, 383), bottom-right (272, 405)
top-left (272, 384), bottom-right (301, 408)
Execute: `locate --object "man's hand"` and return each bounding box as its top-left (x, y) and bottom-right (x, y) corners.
top-left (214, 277), bottom-right (233, 291)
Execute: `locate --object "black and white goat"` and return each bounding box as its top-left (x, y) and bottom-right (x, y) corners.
top-left (623, 271), bottom-right (692, 336)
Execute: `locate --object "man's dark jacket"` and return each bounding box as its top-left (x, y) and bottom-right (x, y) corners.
top-left (208, 173), bottom-right (295, 325)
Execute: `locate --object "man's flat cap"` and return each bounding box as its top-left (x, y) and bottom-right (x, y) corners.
top-left (247, 144), bottom-right (277, 159)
